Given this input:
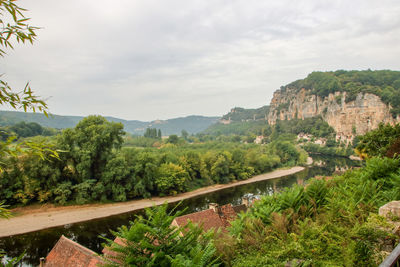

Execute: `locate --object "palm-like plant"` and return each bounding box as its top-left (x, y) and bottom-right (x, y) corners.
top-left (101, 203), bottom-right (221, 267)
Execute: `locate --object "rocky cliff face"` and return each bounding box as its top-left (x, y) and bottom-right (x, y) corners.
top-left (267, 88), bottom-right (399, 137)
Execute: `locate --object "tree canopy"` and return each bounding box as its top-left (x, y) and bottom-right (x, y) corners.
top-left (57, 115), bottom-right (125, 181)
top-left (356, 123), bottom-right (400, 158)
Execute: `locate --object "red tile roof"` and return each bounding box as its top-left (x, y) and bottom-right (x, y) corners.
top-left (218, 204), bottom-right (237, 227)
top-left (232, 204), bottom-right (247, 214)
top-left (174, 208), bottom-right (225, 232)
top-left (44, 235), bottom-right (103, 267)
top-left (44, 203), bottom-right (248, 266)
top-left (172, 204), bottom-right (247, 232)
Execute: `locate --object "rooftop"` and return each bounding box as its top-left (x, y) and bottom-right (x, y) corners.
top-left (43, 235), bottom-right (103, 267)
top-left (172, 203), bottom-right (247, 232)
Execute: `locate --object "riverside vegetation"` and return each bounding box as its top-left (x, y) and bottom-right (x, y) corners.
top-left (1, 110), bottom-right (359, 207)
top-left (102, 123), bottom-right (400, 266)
top-left (0, 115), bottom-right (307, 206)
top-left (2, 1), bottom-right (399, 265)
top-left (1, 110), bottom-right (398, 266)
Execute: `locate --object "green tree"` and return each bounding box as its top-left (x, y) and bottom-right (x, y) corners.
top-left (356, 123), bottom-right (400, 158)
top-left (57, 115), bottom-right (125, 182)
top-left (99, 156), bottom-right (131, 202)
top-left (156, 163), bottom-right (189, 195)
top-left (210, 151), bottom-right (233, 183)
top-left (181, 129), bottom-right (189, 140)
top-left (144, 128), bottom-right (160, 139)
top-left (7, 121), bottom-right (45, 138)
top-left (180, 151), bottom-right (206, 182)
top-left (167, 134), bottom-right (179, 144)
top-left (130, 151), bottom-right (158, 198)
top-left (144, 128), bottom-right (150, 138)
top-left (273, 141), bottom-right (300, 165)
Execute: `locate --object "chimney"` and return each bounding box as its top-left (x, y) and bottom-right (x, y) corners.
top-left (209, 203), bottom-right (219, 213)
top-left (40, 257), bottom-right (45, 267)
top-left (242, 197), bottom-right (249, 207)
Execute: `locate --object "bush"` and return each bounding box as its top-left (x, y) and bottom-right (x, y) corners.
top-left (224, 157), bottom-right (400, 266)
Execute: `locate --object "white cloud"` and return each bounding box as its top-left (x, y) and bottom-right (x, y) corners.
top-left (1, 0), bottom-right (399, 120)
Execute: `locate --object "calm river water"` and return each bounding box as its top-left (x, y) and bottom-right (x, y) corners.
top-left (0, 155), bottom-right (360, 266)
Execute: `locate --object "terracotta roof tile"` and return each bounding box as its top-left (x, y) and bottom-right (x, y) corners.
top-left (173, 204), bottom-right (244, 232)
top-left (44, 203), bottom-right (245, 267)
top-left (44, 235), bottom-right (102, 267)
top-left (232, 204), bottom-right (247, 214)
top-left (218, 204), bottom-right (237, 227)
top-left (173, 209), bottom-right (225, 232)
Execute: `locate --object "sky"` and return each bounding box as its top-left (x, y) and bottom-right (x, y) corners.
top-left (2, 0), bottom-right (400, 121)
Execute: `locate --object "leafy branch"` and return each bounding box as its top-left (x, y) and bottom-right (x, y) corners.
top-left (0, 0), bottom-right (39, 56)
top-left (0, 79), bottom-right (48, 115)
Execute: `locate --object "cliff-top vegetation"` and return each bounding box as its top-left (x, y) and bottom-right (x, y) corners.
top-left (220, 106), bottom-right (270, 122)
top-left (283, 70), bottom-right (400, 117)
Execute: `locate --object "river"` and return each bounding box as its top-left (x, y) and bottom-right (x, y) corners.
top-left (0, 155), bottom-right (360, 266)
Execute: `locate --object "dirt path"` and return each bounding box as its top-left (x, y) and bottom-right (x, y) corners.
top-left (0, 166), bottom-right (304, 237)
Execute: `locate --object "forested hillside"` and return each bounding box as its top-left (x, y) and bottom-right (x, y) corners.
top-left (201, 115), bottom-right (334, 140)
top-left (221, 106), bottom-right (269, 122)
top-left (202, 106), bottom-right (269, 136)
top-left (202, 120), bottom-right (268, 136)
top-left (0, 111), bottom-right (218, 135)
top-left (0, 111), bottom-right (82, 129)
top-left (0, 121), bottom-right (58, 141)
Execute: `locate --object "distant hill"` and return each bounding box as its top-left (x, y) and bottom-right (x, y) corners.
top-left (202, 120), bottom-right (268, 136)
top-left (221, 106), bottom-right (269, 122)
top-left (0, 110), bottom-right (219, 135)
top-left (202, 106), bottom-right (270, 136)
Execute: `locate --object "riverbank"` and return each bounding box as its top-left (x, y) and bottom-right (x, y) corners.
top-left (0, 166), bottom-right (304, 237)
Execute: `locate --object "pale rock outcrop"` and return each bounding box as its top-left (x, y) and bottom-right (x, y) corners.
top-left (267, 88), bottom-right (400, 137)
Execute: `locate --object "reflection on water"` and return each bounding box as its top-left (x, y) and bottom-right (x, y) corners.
top-left (311, 154), bottom-right (362, 175)
top-left (0, 155), bottom-right (360, 266)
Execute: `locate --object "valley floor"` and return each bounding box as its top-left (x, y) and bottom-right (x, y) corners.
top-left (0, 166), bottom-right (305, 237)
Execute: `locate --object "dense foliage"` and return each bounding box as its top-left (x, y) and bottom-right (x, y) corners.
top-left (356, 123), bottom-right (400, 158)
top-left (102, 203), bottom-right (220, 267)
top-left (0, 121), bottom-right (57, 141)
top-left (220, 157), bottom-right (400, 266)
top-left (203, 116), bottom-right (334, 141)
top-left (0, 116), bottom-right (306, 206)
top-left (221, 106), bottom-right (269, 122)
top-left (274, 116), bottom-right (335, 138)
top-left (98, 126), bottom-right (399, 266)
top-left (202, 121), bottom-right (268, 137)
top-left (302, 143), bottom-right (354, 157)
top-left (144, 128), bottom-right (162, 139)
top-left (284, 70), bottom-right (400, 117)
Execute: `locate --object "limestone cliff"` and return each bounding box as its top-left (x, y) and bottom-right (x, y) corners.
top-left (267, 87), bottom-right (400, 137)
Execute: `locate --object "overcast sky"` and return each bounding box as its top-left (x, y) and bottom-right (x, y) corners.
top-left (2, 0), bottom-right (400, 121)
